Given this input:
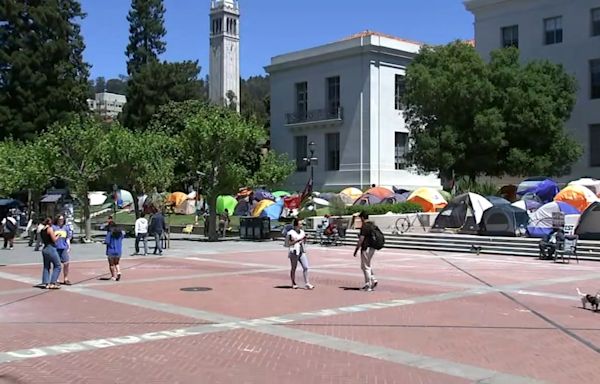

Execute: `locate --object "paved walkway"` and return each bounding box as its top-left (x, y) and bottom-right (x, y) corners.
top-left (0, 240), bottom-right (599, 383)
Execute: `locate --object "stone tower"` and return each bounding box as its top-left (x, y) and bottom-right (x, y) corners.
top-left (209, 0), bottom-right (240, 112)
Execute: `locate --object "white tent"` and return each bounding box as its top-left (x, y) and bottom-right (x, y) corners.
top-left (88, 191), bottom-right (108, 206)
top-left (468, 192), bottom-right (494, 224)
top-left (568, 178), bottom-right (600, 196)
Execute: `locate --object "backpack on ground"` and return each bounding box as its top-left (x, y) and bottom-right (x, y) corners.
top-left (370, 225), bottom-right (385, 250)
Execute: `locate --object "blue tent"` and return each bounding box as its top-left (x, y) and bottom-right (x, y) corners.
top-left (527, 201), bottom-right (579, 238)
top-left (261, 199), bottom-right (283, 220)
top-left (518, 179), bottom-right (559, 204)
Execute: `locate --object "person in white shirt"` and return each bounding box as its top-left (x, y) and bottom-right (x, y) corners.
top-left (2, 214), bottom-right (18, 250)
top-left (134, 213), bottom-right (149, 255)
top-left (286, 218), bottom-right (314, 290)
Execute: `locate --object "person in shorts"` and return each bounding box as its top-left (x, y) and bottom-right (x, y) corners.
top-left (105, 226), bottom-right (125, 281)
top-left (52, 215), bottom-right (73, 285)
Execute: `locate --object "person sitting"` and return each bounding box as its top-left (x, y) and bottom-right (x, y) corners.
top-left (539, 228), bottom-right (565, 260)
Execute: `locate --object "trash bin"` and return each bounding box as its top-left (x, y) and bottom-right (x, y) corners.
top-left (239, 217), bottom-right (270, 240)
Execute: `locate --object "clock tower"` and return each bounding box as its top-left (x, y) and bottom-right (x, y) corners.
top-left (209, 0), bottom-right (240, 112)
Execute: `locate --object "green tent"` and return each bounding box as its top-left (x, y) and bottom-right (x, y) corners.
top-left (216, 195), bottom-right (237, 214)
top-left (272, 191), bottom-right (291, 198)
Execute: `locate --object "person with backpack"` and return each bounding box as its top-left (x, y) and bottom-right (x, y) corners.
top-left (40, 217), bottom-right (61, 289)
top-left (53, 214), bottom-right (73, 285)
top-left (105, 225), bottom-right (125, 281)
top-left (353, 211), bottom-right (385, 291)
top-left (286, 218), bottom-right (314, 290)
top-left (2, 212), bottom-right (18, 250)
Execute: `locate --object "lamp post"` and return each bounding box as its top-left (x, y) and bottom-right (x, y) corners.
top-left (304, 141), bottom-right (318, 183)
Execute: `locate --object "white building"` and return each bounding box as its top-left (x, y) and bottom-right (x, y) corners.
top-left (87, 92), bottom-right (126, 120)
top-left (265, 31), bottom-right (441, 191)
top-left (465, 0), bottom-right (600, 181)
top-left (209, 0), bottom-right (240, 112)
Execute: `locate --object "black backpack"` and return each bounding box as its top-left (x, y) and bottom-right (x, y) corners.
top-left (370, 225), bottom-right (385, 250)
top-left (5, 218), bottom-right (17, 233)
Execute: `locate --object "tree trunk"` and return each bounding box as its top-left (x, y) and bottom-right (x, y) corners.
top-left (27, 188), bottom-right (33, 220)
top-left (208, 193), bottom-right (219, 242)
top-left (83, 194), bottom-right (92, 242)
top-left (132, 187), bottom-right (140, 219)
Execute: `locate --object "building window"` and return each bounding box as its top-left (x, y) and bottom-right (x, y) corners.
top-left (326, 76), bottom-right (340, 116)
top-left (592, 8), bottom-right (600, 36)
top-left (394, 75), bottom-right (405, 110)
top-left (326, 133), bottom-right (340, 171)
top-left (592, 59), bottom-right (600, 99)
top-left (590, 125), bottom-right (600, 166)
top-left (501, 25), bottom-right (519, 48)
top-left (544, 16), bottom-right (563, 45)
top-left (295, 136), bottom-right (308, 172)
top-left (394, 132), bottom-right (408, 170)
top-left (295, 82), bottom-right (308, 120)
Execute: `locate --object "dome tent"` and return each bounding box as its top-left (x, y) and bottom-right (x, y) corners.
top-left (527, 201), bottom-right (579, 238)
top-left (479, 205), bottom-right (529, 237)
top-left (512, 199), bottom-right (542, 213)
top-left (575, 202), bottom-right (600, 240)
top-left (216, 195), bottom-right (237, 215)
top-left (407, 187), bottom-right (447, 213)
top-left (432, 193), bottom-right (492, 233)
top-left (554, 184), bottom-right (598, 213)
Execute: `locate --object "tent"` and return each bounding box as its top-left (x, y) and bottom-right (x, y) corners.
top-left (216, 195), bottom-right (237, 214)
top-left (407, 187), bottom-right (448, 213)
top-left (575, 202), bottom-right (600, 240)
top-left (234, 198), bottom-right (250, 216)
top-left (339, 187), bottom-right (363, 205)
top-left (174, 200), bottom-right (195, 215)
top-left (167, 192), bottom-right (188, 207)
top-left (88, 192), bottom-right (108, 206)
top-left (554, 185), bottom-right (598, 212)
top-left (272, 191), bottom-right (291, 198)
top-left (527, 201), bottom-right (579, 238)
top-left (432, 193), bottom-right (492, 233)
top-left (364, 187), bottom-right (394, 199)
top-left (486, 196), bottom-right (511, 206)
top-left (479, 205), bottom-right (529, 237)
top-left (116, 189), bottom-right (134, 208)
top-left (353, 193), bottom-right (382, 206)
top-left (517, 178), bottom-right (559, 203)
top-left (254, 189), bottom-right (275, 202)
top-left (252, 199), bottom-right (275, 217)
top-left (511, 199), bottom-right (542, 213)
top-left (261, 199), bottom-right (284, 220)
top-left (382, 192), bottom-right (409, 204)
top-left (569, 178), bottom-right (600, 196)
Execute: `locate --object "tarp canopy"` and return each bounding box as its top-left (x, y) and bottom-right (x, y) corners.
top-left (40, 194), bottom-right (62, 203)
top-left (576, 202), bottom-right (600, 240)
top-left (167, 192), bottom-right (188, 207)
top-left (261, 199), bottom-right (284, 220)
top-left (568, 178), bottom-right (600, 196)
top-left (216, 195), bottom-right (237, 214)
top-left (517, 178), bottom-right (558, 203)
top-left (252, 199), bottom-right (275, 217)
top-left (554, 185), bottom-right (599, 212)
top-left (479, 205), bottom-right (529, 237)
top-left (0, 198), bottom-right (23, 208)
top-left (407, 187), bottom-right (447, 213)
top-left (432, 193), bottom-right (492, 233)
top-left (527, 201), bottom-right (579, 238)
top-left (364, 187), bottom-right (394, 200)
top-left (511, 199), bottom-right (542, 213)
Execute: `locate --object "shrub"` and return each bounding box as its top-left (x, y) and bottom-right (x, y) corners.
top-left (455, 178), bottom-right (498, 197)
top-left (345, 202), bottom-right (423, 216)
top-left (329, 195), bottom-right (346, 216)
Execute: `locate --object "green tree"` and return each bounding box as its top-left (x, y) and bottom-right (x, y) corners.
top-left (125, 0), bottom-right (166, 76)
top-left (106, 76), bottom-right (128, 95)
top-left (109, 126), bottom-right (176, 217)
top-left (94, 77), bottom-right (107, 93)
top-left (40, 117), bottom-right (114, 241)
top-left (240, 75), bottom-right (270, 128)
top-left (404, 42), bottom-right (581, 181)
top-left (179, 104), bottom-right (293, 241)
top-left (123, 60), bottom-right (202, 130)
top-left (0, 0), bottom-right (90, 141)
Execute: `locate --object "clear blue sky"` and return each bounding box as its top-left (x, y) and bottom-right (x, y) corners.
top-left (80, 0), bottom-right (474, 80)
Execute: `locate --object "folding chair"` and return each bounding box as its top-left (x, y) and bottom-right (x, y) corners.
top-left (555, 234), bottom-right (579, 264)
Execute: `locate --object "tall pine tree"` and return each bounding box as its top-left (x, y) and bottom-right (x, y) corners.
top-left (0, 0), bottom-right (90, 141)
top-left (125, 0), bottom-right (166, 76)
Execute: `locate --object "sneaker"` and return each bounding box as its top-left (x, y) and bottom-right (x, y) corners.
top-left (367, 287), bottom-right (373, 292)
top-left (292, 285), bottom-right (299, 289)
top-left (372, 280), bottom-right (378, 289)
top-left (116, 273), bottom-right (121, 282)
top-left (361, 284), bottom-right (370, 290)
top-left (305, 283), bottom-right (314, 290)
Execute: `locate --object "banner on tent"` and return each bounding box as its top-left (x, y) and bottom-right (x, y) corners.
top-left (552, 212), bottom-right (565, 229)
top-left (563, 214), bottom-right (580, 235)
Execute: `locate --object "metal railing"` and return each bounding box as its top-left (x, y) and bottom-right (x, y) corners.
top-left (285, 107), bottom-right (343, 125)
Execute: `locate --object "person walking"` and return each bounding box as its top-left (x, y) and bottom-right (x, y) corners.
top-left (286, 218), bottom-right (314, 290)
top-left (134, 213), bottom-right (149, 255)
top-left (353, 211), bottom-right (379, 291)
top-left (149, 211), bottom-right (166, 255)
top-left (53, 214), bottom-right (73, 285)
top-left (34, 220), bottom-right (45, 252)
top-left (40, 217), bottom-right (61, 289)
top-left (105, 226), bottom-right (125, 281)
top-left (2, 212), bottom-right (18, 250)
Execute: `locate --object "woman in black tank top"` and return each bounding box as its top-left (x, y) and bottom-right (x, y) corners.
top-left (40, 218), bottom-right (62, 289)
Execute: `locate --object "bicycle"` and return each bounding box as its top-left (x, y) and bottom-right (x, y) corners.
top-left (393, 213), bottom-right (430, 234)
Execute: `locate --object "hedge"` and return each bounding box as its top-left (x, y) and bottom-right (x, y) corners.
top-left (345, 202), bottom-right (423, 216)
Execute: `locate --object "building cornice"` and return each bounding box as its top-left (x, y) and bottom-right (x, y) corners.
top-left (463, 0), bottom-right (511, 11)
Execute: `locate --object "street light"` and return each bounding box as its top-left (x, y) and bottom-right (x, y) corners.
top-left (303, 141), bottom-right (318, 183)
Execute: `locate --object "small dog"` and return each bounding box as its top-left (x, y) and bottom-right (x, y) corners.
top-left (576, 288), bottom-right (600, 311)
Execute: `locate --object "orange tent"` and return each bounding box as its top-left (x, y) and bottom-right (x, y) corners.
top-left (166, 192), bottom-right (188, 207)
top-left (554, 185), bottom-right (598, 212)
top-left (407, 187), bottom-right (447, 212)
top-left (364, 187), bottom-right (394, 200)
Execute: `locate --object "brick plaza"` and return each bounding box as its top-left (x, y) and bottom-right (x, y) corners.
top-left (0, 240), bottom-right (599, 384)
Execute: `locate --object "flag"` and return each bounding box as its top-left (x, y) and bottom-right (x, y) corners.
top-left (300, 177), bottom-right (313, 203)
